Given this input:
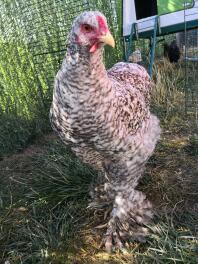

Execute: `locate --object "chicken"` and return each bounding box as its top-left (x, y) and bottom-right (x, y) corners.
top-left (164, 40), bottom-right (181, 63)
top-left (50, 11), bottom-right (161, 252)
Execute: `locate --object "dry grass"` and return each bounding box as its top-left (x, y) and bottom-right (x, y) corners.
top-left (151, 59), bottom-right (185, 122)
top-left (151, 58), bottom-right (198, 125)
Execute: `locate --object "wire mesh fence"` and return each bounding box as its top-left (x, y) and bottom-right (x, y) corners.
top-left (0, 0), bottom-right (122, 155)
top-left (127, 28), bottom-right (198, 122)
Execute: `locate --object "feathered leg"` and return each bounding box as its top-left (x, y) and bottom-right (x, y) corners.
top-left (104, 185), bottom-right (153, 252)
top-left (88, 160), bottom-right (154, 252)
top-left (101, 159), bottom-right (153, 252)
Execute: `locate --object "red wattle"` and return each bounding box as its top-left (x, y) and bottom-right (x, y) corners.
top-left (89, 42), bottom-right (98, 53)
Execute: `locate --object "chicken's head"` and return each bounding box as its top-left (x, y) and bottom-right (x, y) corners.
top-left (70, 11), bottom-right (115, 53)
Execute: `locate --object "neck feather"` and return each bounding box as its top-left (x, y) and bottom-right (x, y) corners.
top-left (63, 39), bottom-right (112, 97)
top-left (65, 41), bottom-right (110, 91)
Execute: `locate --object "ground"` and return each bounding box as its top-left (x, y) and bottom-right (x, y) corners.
top-left (0, 121), bottom-right (197, 264)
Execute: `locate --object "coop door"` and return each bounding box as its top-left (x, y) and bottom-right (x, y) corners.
top-left (134, 0), bottom-right (158, 20)
top-left (157, 0), bottom-right (194, 15)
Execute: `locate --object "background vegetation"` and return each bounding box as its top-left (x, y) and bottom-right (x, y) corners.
top-left (0, 0), bottom-right (197, 263)
top-left (0, 0), bottom-right (122, 156)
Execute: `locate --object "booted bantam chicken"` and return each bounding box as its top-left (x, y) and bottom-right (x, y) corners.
top-left (50, 11), bottom-right (161, 252)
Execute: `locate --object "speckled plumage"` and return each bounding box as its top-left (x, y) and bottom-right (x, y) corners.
top-left (50, 11), bottom-right (161, 251)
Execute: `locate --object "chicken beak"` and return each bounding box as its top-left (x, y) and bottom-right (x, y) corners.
top-left (100, 32), bottom-right (115, 48)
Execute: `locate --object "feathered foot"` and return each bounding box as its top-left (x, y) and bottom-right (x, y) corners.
top-left (88, 172), bottom-right (114, 210)
top-left (102, 189), bottom-right (153, 252)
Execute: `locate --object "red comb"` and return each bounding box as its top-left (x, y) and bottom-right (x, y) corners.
top-left (97, 16), bottom-right (108, 33)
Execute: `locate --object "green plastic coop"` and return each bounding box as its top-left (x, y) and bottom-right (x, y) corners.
top-left (158, 0), bottom-right (194, 15)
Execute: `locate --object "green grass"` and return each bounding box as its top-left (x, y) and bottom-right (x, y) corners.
top-left (0, 39), bottom-right (53, 155)
top-left (0, 121), bottom-right (197, 264)
top-left (0, 138), bottom-right (95, 263)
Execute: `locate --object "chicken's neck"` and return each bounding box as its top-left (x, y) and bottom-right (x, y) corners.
top-left (66, 43), bottom-right (112, 95)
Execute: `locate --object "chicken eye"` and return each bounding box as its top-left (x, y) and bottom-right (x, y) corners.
top-left (83, 24), bottom-right (93, 33)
